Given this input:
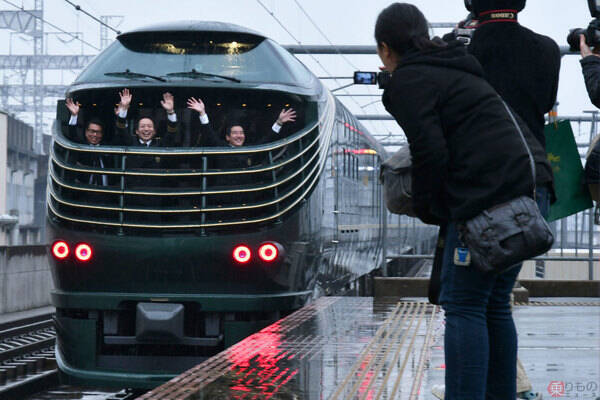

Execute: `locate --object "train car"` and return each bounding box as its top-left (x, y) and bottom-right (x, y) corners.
top-left (47, 21), bottom-right (387, 388)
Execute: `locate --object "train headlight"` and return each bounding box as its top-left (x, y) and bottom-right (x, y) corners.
top-left (75, 243), bottom-right (93, 262)
top-left (52, 241), bottom-right (70, 260)
top-left (233, 245), bottom-right (251, 264)
top-left (258, 242), bottom-right (284, 263)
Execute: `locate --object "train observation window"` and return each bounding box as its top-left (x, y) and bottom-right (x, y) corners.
top-left (75, 32), bottom-right (313, 87)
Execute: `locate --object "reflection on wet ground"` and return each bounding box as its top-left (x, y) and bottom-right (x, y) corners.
top-left (512, 300), bottom-right (600, 399)
top-left (139, 297), bottom-right (443, 399)
top-left (26, 386), bottom-right (121, 399)
top-left (28, 297), bottom-right (600, 399)
top-left (140, 297), bottom-right (599, 400)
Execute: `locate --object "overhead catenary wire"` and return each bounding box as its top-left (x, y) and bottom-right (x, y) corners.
top-left (2, 0), bottom-right (101, 51)
top-left (292, 0), bottom-right (359, 70)
top-left (256, 0), bottom-right (382, 136)
top-left (254, 0), bottom-right (332, 75)
top-left (290, 0), bottom-right (388, 136)
top-left (63, 0), bottom-right (121, 34)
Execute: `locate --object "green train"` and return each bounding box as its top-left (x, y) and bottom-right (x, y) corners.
top-left (47, 21), bottom-right (387, 389)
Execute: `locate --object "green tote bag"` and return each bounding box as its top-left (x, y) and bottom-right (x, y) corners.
top-left (544, 120), bottom-right (593, 222)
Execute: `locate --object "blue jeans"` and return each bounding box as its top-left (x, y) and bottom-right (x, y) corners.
top-left (439, 188), bottom-right (549, 399)
top-left (439, 222), bottom-right (521, 400)
top-left (535, 185), bottom-right (551, 219)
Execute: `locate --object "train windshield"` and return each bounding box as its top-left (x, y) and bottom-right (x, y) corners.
top-left (75, 31), bottom-right (313, 86)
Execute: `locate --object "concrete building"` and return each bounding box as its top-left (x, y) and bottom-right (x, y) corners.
top-left (0, 111), bottom-right (48, 245)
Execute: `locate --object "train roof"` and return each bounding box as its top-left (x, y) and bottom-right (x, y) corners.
top-left (118, 21), bottom-right (264, 38)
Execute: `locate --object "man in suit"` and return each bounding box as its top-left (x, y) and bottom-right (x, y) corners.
top-left (65, 98), bottom-right (110, 187)
top-left (186, 96), bottom-right (295, 148)
top-left (185, 96), bottom-right (296, 207)
top-left (114, 88), bottom-right (180, 148)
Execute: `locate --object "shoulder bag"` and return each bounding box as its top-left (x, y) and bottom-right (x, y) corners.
top-left (457, 102), bottom-right (554, 274)
top-left (379, 145), bottom-right (416, 217)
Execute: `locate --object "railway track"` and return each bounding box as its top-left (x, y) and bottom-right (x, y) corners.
top-left (0, 312), bottom-right (148, 399)
top-left (0, 312), bottom-right (58, 400)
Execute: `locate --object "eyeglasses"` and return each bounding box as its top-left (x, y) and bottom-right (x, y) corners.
top-left (86, 128), bottom-right (103, 135)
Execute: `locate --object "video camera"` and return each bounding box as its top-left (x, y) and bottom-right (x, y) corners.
top-left (567, 0), bottom-right (600, 51)
top-left (353, 71), bottom-right (391, 89)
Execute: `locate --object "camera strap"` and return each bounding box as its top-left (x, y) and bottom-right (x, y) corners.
top-left (477, 9), bottom-right (519, 27)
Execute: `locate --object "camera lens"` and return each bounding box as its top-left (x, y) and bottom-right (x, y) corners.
top-left (567, 28), bottom-right (587, 51)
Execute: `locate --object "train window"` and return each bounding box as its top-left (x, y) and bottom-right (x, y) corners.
top-left (75, 32), bottom-right (312, 87)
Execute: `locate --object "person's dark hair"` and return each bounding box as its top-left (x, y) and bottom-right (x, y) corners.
top-left (135, 115), bottom-right (155, 130)
top-left (86, 117), bottom-right (105, 132)
top-left (375, 3), bottom-right (445, 56)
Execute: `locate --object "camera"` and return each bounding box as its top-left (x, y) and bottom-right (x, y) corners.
top-left (452, 13), bottom-right (479, 45)
top-left (353, 71), bottom-right (391, 89)
top-left (567, 0), bottom-right (600, 51)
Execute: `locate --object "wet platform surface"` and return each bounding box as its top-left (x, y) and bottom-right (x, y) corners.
top-left (138, 296), bottom-right (600, 400)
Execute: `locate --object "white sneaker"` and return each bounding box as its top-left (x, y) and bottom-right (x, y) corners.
top-left (431, 384), bottom-right (445, 400)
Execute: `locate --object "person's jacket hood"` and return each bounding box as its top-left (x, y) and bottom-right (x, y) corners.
top-left (397, 40), bottom-right (484, 79)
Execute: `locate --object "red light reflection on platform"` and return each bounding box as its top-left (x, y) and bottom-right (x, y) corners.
top-left (227, 322), bottom-right (299, 399)
top-left (357, 356), bottom-right (376, 400)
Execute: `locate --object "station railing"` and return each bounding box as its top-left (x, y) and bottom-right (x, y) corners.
top-left (385, 115), bottom-right (600, 281)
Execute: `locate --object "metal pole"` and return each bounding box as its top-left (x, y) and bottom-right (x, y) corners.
top-left (331, 83), bottom-right (354, 93)
top-left (588, 209), bottom-right (594, 280)
top-left (381, 206), bottom-right (388, 277)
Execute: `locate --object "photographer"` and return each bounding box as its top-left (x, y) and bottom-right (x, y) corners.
top-left (375, 4), bottom-right (554, 399)
top-left (434, 3), bottom-right (559, 400)
top-left (463, 0), bottom-right (559, 223)
top-left (579, 35), bottom-right (600, 108)
top-left (578, 35), bottom-right (600, 219)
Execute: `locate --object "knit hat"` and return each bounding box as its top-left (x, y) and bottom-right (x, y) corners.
top-left (470, 0), bottom-right (526, 15)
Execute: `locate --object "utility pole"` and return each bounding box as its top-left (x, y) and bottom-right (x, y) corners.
top-left (0, 2), bottom-right (124, 153)
top-left (33, 0), bottom-right (43, 153)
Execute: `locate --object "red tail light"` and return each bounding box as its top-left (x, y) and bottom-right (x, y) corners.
top-left (233, 245), bottom-right (251, 264)
top-left (75, 243), bottom-right (93, 262)
top-left (52, 241), bottom-right (69, 259)
top-left (258, 243), bottom-right (279, 262)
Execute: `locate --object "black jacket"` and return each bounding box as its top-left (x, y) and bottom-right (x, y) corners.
top-left (195, 121), bottom-right (281, 171)
top-left (581, 55), bottom-right (600, 109)
top-left (196, 123), bottom-right (254, 173)
top-left (585, 137), bottom-right (600, 185)
top-left (114, 115), bottom-right (180, 148)
top-left (468, 21), bottom-right (561, 150)
top-left (382, 41), bottom-right (551, 224)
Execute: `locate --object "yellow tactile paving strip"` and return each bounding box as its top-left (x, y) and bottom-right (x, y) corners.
top-left (137, 297), bottom-right (441, 400)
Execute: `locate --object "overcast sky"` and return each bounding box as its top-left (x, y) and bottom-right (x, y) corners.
top-left (1, 0), bottom-right (594, 143)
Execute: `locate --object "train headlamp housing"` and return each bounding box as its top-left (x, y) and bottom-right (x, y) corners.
top-left (75, 243), bottom-right (93, 262)
top-left (233, 245), bottom-right (252, 264)
top-left (258, 242), bottom-right (285, 263)
top-left (52, 241), bottom-right (70, 260)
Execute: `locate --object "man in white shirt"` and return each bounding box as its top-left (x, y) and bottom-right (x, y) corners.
top-left (65, 98), bottom-right (109, 186)
top-left (113, 88), bottom-right (180, 147)
top-left (186, 96), bottom-right (296, 149)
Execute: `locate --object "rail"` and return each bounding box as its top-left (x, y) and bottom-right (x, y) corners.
top-left (0, 315), bottom-right (58, 399)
